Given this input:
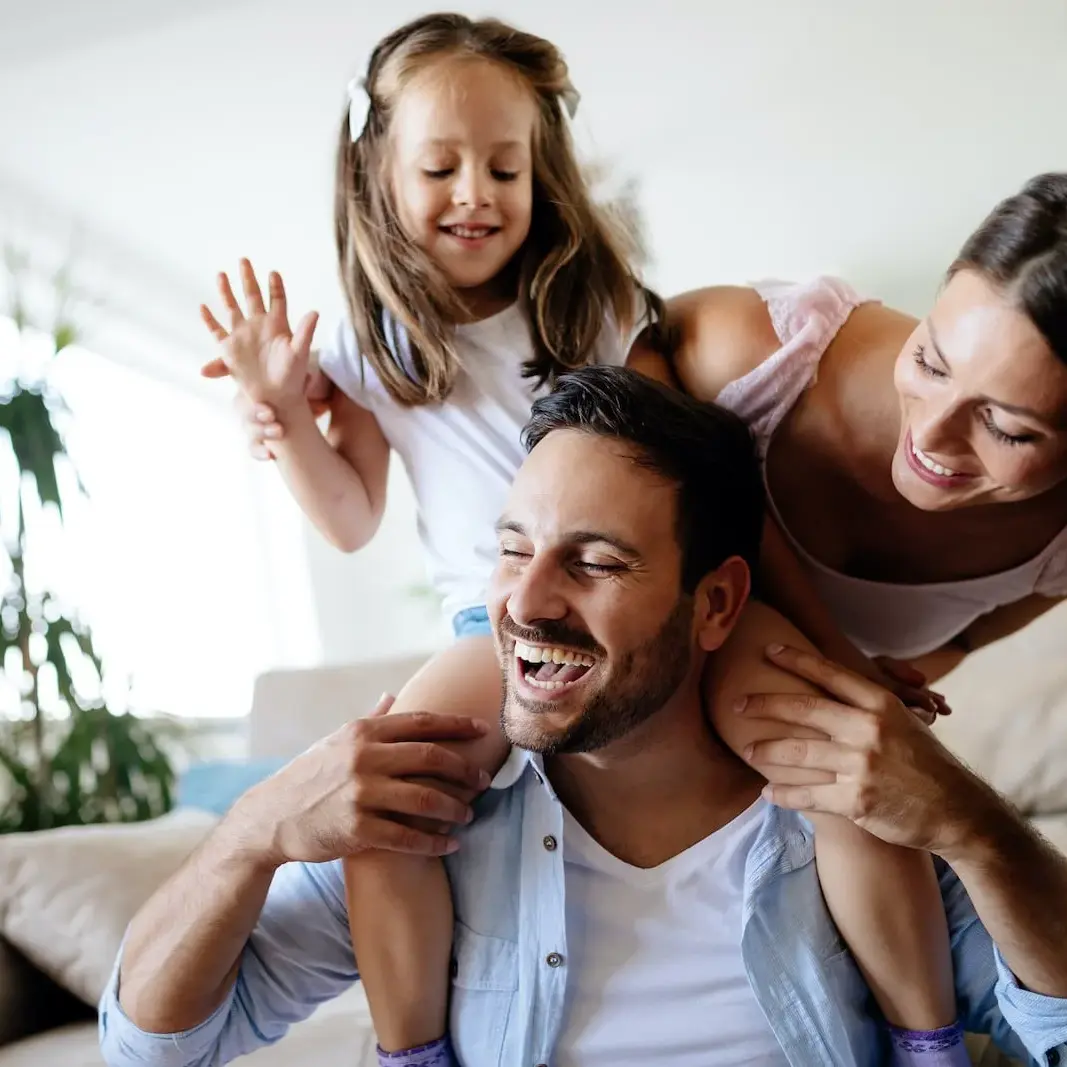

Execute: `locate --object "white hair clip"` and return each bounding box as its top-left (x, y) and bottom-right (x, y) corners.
top-left (561, 86), bottom-right (580, 120)
top-left (347, 77), bottom-right (371, 142)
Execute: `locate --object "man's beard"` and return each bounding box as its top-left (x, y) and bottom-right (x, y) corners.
top-left (498, 597), bottom-right (694, 755)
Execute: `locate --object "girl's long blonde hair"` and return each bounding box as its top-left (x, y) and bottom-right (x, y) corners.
top-left (336, 12), bottom-right (666, 406)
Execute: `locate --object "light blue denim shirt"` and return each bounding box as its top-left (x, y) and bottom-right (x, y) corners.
top-left (100, 749), bottom-right (1067, 1067)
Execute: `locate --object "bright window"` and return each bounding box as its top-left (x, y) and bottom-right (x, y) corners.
top-left (2, 316), bottom-right (315, 719)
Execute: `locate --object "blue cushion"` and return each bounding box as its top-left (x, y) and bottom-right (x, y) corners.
top-left (177, 759), bottom-right (286, 815)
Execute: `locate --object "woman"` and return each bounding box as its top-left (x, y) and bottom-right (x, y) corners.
top-left (669, 171), bottom-right (1067, 1058)
top-left (671, 172), bottom-right (1067, 681)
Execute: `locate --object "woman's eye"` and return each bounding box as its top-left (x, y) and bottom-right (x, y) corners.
top-left (980, 409), bottom-right (1035, 447)
top-left (913, 345), bottom-right (946, 378)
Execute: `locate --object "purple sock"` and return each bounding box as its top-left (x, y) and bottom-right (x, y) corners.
top-left (888, 1021), bottom-right (970, 1067)
top-left (377, 1036), bottom-right (457, 1067)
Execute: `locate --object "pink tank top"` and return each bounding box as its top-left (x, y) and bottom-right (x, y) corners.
top-left (716, 277), bottom-right (1067, 660)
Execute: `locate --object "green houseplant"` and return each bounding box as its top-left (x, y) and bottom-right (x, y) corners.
top-left (0, 249), bottom-right (175, 833)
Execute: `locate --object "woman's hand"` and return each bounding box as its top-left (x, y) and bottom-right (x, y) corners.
top-left (871, 656), bottom-right (951, 725)
top-left (742, 645), bottom-right (972, 854)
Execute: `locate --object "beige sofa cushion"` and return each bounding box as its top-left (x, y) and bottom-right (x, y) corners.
top-left (248, 656), bottom-right (429, 759)
top-left (0, 809), bottom-right (217, 1006)
top-left (936, 600), bottom-right (1067, 815)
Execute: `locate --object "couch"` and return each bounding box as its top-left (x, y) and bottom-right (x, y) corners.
top-left (1, 603), bottom-right (1065, 1066)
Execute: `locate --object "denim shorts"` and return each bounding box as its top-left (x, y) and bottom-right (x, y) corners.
top-left (452, 605), bottom-right (492, 639)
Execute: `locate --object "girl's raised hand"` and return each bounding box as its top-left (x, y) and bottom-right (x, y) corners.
top-left (199, 260), bottom-right (319, 417)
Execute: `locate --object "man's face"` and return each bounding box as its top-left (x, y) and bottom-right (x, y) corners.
top-left (487, 430), bottom-right (697, 754)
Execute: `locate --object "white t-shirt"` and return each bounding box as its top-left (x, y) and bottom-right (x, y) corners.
top-left (556, 798), bottom-right (788, 1067)
top-left (319, 303), bottom-right (646, 623)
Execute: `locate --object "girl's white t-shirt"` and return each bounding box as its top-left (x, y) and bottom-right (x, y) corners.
top-left (318, 304), bottom-right (646, 624)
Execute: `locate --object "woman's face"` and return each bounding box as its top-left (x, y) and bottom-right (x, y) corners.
top-left (891, 269), bottom-right (1067, 511)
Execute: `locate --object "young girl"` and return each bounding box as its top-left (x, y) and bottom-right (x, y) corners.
top-left (200, 12), bottom-right (963, 1067)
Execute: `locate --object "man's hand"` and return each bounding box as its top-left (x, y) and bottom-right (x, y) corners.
top-left (229, 696), bottom-right (493, 868)
top-left (738, 645), bottom-right (980, 856)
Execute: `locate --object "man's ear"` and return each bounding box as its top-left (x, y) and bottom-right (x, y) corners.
top-left (693, 556), bottom-right (751, 653)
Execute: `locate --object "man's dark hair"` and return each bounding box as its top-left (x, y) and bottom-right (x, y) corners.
top-left (523, 366), bottom-right (764, 592)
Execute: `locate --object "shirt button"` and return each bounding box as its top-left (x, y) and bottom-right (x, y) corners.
top-left (546, 952), bottom-right (564, 968)
top-left (543, 835), bottom-right (557, 851)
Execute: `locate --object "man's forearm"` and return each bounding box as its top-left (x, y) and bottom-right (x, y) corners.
top-left (941, 782), bottom-right (1067, 996)
top-left (118, 811), bottom-right (278, 1034)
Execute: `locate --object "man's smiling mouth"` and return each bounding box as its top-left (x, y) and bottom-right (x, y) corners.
top-left (514, 640), bottom-right (595, 692)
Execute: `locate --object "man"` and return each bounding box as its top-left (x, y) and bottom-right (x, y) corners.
top-left (101, 368), bottom-right (1067, 1067)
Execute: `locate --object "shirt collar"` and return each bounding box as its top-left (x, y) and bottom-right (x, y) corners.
top-left (492, 746), bottom-right (815, 885)
top-left (490, 746), bottom-right (559, 800)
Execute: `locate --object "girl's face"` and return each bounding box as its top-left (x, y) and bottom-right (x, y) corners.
top-left (389, 58), bottom-right (536, 307)
top-left (890, 269), bottom-right (1067, 511)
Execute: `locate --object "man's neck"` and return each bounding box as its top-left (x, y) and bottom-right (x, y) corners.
top-left (545, 677), bottom-right (763, 869)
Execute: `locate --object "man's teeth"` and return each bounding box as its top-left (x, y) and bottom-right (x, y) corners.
top-left (514, 641), bottom-right (594, 668)
top-left (912, 443), bottom-right (962, 477)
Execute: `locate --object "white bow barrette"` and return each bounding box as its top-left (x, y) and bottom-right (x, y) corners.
top-left (348, 77), bottom-right (372, 141)
top-left (347, 76), bottom-right (581, 143)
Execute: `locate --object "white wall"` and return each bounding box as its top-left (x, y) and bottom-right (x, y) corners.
top-left (2, 0), bottom-right (1066, 667)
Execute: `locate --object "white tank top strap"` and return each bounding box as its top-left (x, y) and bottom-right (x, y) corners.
top-left (715, 277), bottom-right (874, 456)
top-left (1034, 523), bottom-right (1067, 597)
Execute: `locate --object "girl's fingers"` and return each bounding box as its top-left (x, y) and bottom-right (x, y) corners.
top-left (200, 305), bottom-right (229, 342)
top-left (240, 258), bottom-right (265, 314)
top-left (292, 310), bottom-right (320, 358)
top-left (200, 356), bottom-right (231, 379)
top-left (268, 271), bottom-right (290, 333)
top-left (218, 272), bottom-right (244, 328)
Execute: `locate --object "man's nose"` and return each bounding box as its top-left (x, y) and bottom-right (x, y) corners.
top-left (506, 556), bottom-right (568, 629)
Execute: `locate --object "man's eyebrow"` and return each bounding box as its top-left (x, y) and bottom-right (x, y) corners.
top-left (567, 530), bottom-right (643, 558)
top-left (927, 320), bottom-right (1056, 425)
top-left (494, 519), bottom-right (642, 558)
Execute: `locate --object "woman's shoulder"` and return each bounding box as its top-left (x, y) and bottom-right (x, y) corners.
top-left (667, 277), bottom-right (885, 403)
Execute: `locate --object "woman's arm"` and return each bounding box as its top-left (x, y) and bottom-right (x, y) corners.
top-left (909, 595), bottom-right (1065, 683)
top-left (958, 594), bottom-right (1065, 653)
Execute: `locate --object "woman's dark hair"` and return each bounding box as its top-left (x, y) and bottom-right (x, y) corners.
top-left (524, 366), bottom-right (764, 593)
top-left (949, 173), bottom-right (1067, 365)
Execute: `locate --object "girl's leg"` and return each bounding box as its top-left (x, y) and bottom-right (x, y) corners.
top-left (343, 636), bottom-right (506, 1060)
top-left (707, 608), bottom-right (966, 1065)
